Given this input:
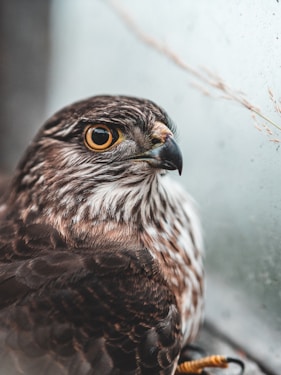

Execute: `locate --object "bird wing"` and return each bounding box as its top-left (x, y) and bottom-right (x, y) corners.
top-left (0, 221), bottom-right (181, 375)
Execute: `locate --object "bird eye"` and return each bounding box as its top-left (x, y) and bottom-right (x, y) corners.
top-left (84, 124), bottom-right (120, 151)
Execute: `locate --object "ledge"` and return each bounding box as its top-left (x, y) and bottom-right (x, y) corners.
top-left (197, 323), bottom-right (267, 375)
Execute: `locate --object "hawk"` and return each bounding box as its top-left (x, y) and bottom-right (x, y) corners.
top-left (0, 95), bottom-right (231, 375)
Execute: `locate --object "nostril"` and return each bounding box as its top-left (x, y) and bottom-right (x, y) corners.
top-left (151, 137), bottom-right (162, 146)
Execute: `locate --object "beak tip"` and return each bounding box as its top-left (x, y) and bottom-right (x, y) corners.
top-left (177, 156), bottom-right (183, 176)
top-left (153, 136), bottom-right (183, 175)
top-left (132, 135), bottom-right (183, 174)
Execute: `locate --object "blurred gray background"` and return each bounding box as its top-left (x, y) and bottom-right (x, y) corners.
top-left (0, 1), bottom-right (280, 374)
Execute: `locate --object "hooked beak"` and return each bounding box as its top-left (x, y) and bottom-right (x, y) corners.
top-left (133, 135), bottom-right (183, 175)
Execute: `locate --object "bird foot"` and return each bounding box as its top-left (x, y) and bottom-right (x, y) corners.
top-left (176, 355), bottom-right (245, 374)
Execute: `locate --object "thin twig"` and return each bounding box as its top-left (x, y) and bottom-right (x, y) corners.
top-left (110, 0), bottom-right (281, 138)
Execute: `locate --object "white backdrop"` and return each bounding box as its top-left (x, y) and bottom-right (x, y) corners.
top-left (48, 1), bottom-right (281, 373)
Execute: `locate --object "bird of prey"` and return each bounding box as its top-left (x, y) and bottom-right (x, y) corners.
top-left (0, 95), bottom-right (208, 375)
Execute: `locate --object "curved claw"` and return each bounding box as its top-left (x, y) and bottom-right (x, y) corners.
top-left (226, 357), bottom-right (245, 375)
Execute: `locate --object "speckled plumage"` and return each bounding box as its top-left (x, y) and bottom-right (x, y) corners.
top-left (0, 96), bottom-right (204, 374)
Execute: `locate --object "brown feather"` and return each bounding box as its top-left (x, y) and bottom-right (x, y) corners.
top-left (0, 95), bottom-right (204, 374)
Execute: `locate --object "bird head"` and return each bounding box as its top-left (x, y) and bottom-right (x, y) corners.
top-left (6, 96), bottom-right (183, 232)
top-left (39, 95), bottom-right (182, 176)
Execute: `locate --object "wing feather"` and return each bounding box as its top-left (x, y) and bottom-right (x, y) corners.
top-left (0, 221), bottom-right (181, 375)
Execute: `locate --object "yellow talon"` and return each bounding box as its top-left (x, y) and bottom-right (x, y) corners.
top-left (176, 355), bottom-right (228, 374)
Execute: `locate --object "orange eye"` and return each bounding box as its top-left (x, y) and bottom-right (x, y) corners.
top-left (84, 124), bottom-right (120, 151)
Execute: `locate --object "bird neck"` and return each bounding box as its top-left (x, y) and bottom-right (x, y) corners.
top-left (59, 172), bottom-right (166, 246)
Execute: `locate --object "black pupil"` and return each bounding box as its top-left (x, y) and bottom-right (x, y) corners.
top-left (92, 127), bottom-right (110, 145)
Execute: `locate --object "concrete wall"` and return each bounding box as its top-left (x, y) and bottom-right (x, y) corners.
top-left (0, 0), bottom-right (50, 171)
